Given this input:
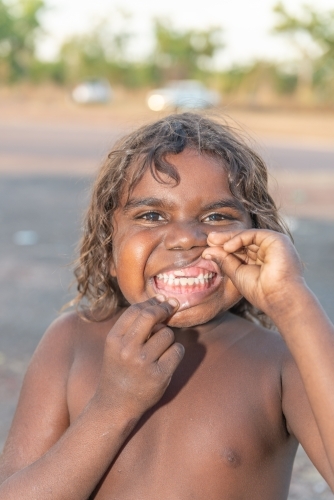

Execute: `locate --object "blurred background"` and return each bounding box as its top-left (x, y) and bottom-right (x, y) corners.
top-left (0, 1), bottom-right (334, 498)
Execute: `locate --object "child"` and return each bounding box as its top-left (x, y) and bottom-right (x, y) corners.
top-left (0, 112), bottom-right (333, 499)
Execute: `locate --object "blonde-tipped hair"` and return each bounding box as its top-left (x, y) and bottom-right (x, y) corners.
top-left (69, 112), bottom-right (290, 327)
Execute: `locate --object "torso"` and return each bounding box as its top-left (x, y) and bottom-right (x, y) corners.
top-left (67, 311), bottom-right (298, 500)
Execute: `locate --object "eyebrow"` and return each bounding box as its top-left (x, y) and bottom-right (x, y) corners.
top-left (123, 196), bottom-right (246, 214)
top-left (201, 200), bottom-right (246, 213)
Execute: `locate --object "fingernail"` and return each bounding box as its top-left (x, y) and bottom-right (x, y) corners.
top-left (155, 294), bottom-right (165, 302)
top-left (203, 254), bottom-right (212, 260)
top-left (168, 298), bottom-right (179, 308)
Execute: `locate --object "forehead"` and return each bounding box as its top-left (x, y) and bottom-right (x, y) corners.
top-left (128, 149), bottom-right (232, 200)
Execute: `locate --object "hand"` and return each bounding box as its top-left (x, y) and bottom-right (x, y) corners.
top-left (93, 296), bottom-right (185, 417)
top-left (202, 229), bottom-right (304, 316)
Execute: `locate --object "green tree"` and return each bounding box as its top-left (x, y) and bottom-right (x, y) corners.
top-left (0, 0), bottom-right (45, 81)
top-left (273, 2), bottom-right (334, 99)
top-left (59, 12), bottom-right (133, 84)
top-left (152, 19), bottom-right (223, 82)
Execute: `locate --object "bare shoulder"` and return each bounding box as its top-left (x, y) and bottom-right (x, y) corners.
top-left (35, 310), bottom-right (83, 358)
top-left (0, 310), bottom-right (110, 481)
top-left (226, 312), bottom-right (290, 364)
top-left (35, 308), bottom-right (122, 356)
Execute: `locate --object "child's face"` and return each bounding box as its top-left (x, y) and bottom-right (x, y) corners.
top-left (111, 149), bottom-right (252, 328)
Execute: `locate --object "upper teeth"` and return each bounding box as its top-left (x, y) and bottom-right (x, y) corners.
top-left (156, 272), bottom-right (214, 285)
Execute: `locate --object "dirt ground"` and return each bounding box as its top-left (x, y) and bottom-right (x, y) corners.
top-left (1, 85), bottom-right (334, 224)
top-left (1, 85), bottom-right (334, 144)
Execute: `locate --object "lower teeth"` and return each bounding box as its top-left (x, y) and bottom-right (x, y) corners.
top-left (157, 279), bottom-right (213, 287)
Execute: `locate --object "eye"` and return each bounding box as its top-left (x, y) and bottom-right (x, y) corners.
top-left (137, 211), bottom-right (165, 222)
top-left (202, 213), bottom-right (229, 223)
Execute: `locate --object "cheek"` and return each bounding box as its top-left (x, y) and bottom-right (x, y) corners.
top-left (210, 275), bottom-right (242, 315)
top-left (110, 231), bottom-right (157, 300)
top-left (220, 277), bottom-right (243, 307)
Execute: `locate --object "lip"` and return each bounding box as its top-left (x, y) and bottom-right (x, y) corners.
top-left (150, 256), bottom-right (223, 311)
top-left (153, 256), bottom-right (221, 277)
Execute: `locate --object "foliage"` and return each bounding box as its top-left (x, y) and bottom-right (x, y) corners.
top-left (59, 14), bottom-right (133, 84)
top-left (0, 0), bottom-right (45, 81)
top-left (0, 1), bottom-right (333, 105)
top-left (274, 2), bottom-right (334, 57)
top-left (151, 19), bottom-right (223, 81)
top-left (56, 17), bottom-right (223, 87)
top-left (220, 61), bottom-right (299, 109)
top-left (273, 2), bottom-right (334, 98)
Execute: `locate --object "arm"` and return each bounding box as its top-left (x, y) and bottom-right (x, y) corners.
top-left (0, 297), bottom-right (183, 499)
top-left (202, 229), bottom-right (334, 488)
top-left (275, 285), bottom-right (334, 490)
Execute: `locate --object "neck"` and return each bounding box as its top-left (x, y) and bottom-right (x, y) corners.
top-left (173, 310), bottom-right (233, 346)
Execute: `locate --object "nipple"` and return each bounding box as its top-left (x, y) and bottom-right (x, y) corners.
top-left (221, 447), bottom-right (242, 469)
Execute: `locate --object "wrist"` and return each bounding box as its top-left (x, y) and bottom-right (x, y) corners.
top-left (263, 279), bottom-right (311, 321)
top-left (86, 395), bottom-right (142, 437)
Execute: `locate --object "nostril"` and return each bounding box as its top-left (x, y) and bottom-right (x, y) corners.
top-left (164, 223), bottom-right (208, 251)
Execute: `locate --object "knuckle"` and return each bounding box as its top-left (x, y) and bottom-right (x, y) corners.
top-left (159, 301), bottom-right (174, 314)
top-left (154, 362), bottom-right (167, 378)
top-left (147, 297), bottom-right (160, 306)
top-left (139, 350), bottom-right (147, 362)
top-left (119, 346), bottom-right (132, 362)
top-left (120, 303), bottom-right (142, 324)
top-left (161, 327), bottom-right (174, 342)
top-left (128, 303), bottom-right (142, 316)
top-left (140, 307), bottom-right (157, 322)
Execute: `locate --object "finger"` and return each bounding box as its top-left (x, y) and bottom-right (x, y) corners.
top-left (157, 342), bottom-right (185, 376)
top-left (221, 229), bottom-right (275, 254)
top-left (203, 245), bottom-right (253, 285)
top-left (142, 326), bottom-right (175, 362)
top-left (149, 322), bottom-right (166, 338)
top-left (207, 230), bottom-right (242, 247)
top-left (206, 231), bottom-right (261, 261)
top-left (233, 248), bottom-right (259, 264)
top-left (122, 298), bottom-right (179, 346)
top-left (207, 230), bottom-right (260, 258)
top-left (111, 295), bottom-right (175, 336)
top-left (232, 251), bottom-right (254, 265)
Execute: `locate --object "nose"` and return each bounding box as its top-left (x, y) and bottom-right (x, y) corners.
top-left (164, 221), bottom-right (208, 251)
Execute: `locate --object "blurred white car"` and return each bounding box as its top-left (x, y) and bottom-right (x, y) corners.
top-left (71, 79), bottom-right (112, 104)
top-left (146, 80), bottom-right (220, 111)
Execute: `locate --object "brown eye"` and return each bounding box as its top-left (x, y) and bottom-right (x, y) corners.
top-left (202, 213), bottom-right (227, 222)
top-left (139, 212), bottom-right (164, 222)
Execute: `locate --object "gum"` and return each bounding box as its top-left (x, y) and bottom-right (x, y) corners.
top-left (155, 280), bottom-right (213, 295)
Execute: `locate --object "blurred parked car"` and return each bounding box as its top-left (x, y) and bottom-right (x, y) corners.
top-left (71, 79), bottom-right (112, 104)
top-left (146, 80), bottom-right (220, 111)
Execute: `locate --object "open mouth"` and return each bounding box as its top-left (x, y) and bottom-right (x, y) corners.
top-left (154, 268), bottom-right (217, 294)
top-left (151, 258), bottom-right (222, 311)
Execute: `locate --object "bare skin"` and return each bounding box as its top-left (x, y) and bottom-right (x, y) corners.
top-left (0, 149), bottom-right (334, 499)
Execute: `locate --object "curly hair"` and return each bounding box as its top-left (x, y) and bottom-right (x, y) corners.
top-left (69, 112), bottom-right (291, 327)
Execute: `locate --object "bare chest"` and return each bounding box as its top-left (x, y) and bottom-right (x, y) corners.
top-left (67, 341), bottom-right (294, 499)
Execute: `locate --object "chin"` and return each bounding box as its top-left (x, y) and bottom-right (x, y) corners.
top-left (166, 306), bottom-right (222, 328)
top-left (166, 293), bottom-right (244, 329)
